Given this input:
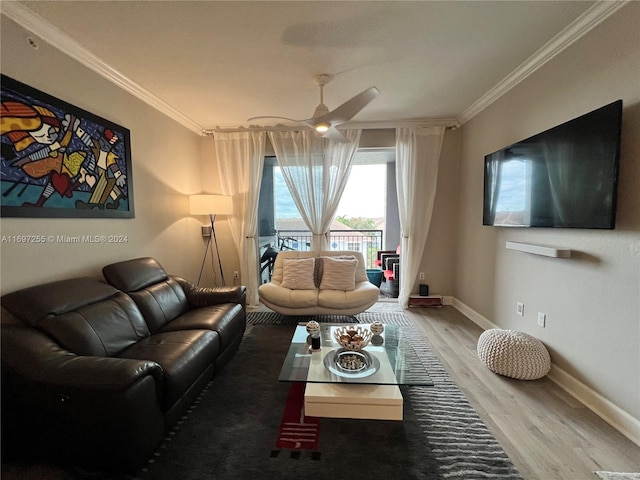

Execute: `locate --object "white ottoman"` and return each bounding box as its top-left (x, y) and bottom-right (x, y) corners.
top-left (477, 329), bottom-right (551, 380)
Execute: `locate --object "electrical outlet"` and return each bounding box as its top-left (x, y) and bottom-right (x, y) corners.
top-left (516, 302), bottom-right (525, 316)
top-left (419, 272), bottom-right (425, 280)
top-left (233, 271), bottom-right (239, 279)
top-left (538, 312), bottom-right (546, 327)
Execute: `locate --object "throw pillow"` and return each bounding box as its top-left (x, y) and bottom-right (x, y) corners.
top-left (281, 257), bottom-right (317, 290)
top-left (314, 255), bottom-right (357, 287)
top-left (319, 256), bottom-right (358, 291)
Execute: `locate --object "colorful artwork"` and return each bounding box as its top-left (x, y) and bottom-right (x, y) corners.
top-left (1, 75), bottom-right (134, 218)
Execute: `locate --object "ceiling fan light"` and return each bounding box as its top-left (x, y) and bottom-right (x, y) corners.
top-left (314, 121), bottom-right (330, 133)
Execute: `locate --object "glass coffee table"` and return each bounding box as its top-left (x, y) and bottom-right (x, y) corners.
top-left (279, 323), bottom-right (433, 420)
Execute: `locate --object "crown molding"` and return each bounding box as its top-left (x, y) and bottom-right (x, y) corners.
top-left (457, 0), bottom-right (630, 125)
top-left (1, 1), bottom-right (204, 135)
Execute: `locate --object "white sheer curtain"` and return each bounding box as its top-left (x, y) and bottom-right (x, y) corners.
top-left (214, 131), bottom-right (266, 306)
top-left (268, 129), bottom-right (361, 250)
top-left (395, 126), bottom-right (445, 308)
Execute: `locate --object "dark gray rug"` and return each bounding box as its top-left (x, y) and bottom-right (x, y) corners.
top-left (137, 311), bottom-right (522, 480)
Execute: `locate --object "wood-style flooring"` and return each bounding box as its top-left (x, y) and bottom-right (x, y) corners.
top-left (404, 304), bottom-right (640, 480)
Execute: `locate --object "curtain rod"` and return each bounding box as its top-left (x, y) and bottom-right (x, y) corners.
top-left (202, 125), bottom-right (302, 136)
top-left (202, 119), bottom-right (459, 136)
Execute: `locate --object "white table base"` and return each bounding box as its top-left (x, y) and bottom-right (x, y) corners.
top-left (304, 382), bottom-right (403, 421)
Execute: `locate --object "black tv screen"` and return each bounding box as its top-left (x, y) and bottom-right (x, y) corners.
top-left (483, 100), bottom-right (622, 229)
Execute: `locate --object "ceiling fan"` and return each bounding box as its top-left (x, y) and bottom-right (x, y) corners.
top-left (247, 74), bottom-right (379, 142)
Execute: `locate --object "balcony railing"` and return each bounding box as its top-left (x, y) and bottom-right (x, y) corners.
top-left (274, 229), bottom-right (383, 268)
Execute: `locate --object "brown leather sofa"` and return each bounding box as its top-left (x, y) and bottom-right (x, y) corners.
top-left (1, 257), bottom-right (246, 473)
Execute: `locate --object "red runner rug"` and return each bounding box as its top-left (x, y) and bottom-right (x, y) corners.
top-left (275, 383), bottom-right (320, 451)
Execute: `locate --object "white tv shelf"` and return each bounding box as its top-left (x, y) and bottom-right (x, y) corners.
top-left (506, 241), bottom-right (571, 258)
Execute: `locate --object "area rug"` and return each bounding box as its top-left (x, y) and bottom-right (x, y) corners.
top-left (138, 311), bottom-right (522, 480)
top-left (274, 382), bottom-right (320, 451)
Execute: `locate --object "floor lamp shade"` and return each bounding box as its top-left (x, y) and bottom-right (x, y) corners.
top-left (189, 194), bottom-right (233, 216)
top-left (189, 194), bottom-right (233, 286)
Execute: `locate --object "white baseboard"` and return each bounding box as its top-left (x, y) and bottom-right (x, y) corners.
top-left (449, 297), bottom-right (499, 330)
top-left (546, 365), bottom-right (640, 447)
top-left (449, 297), bottom-right (640, 448)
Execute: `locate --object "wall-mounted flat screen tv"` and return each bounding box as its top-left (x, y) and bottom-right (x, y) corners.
top-left (483, 99), bottom-right (622, 229)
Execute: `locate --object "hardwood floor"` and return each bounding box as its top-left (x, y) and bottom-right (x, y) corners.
top-left (404, 305), bottom-right (640, 480)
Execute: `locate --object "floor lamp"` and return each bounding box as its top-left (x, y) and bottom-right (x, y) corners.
top-left (189, 194), bottom-right (233, 286)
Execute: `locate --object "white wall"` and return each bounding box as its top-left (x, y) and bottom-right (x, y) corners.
top-left (0, 16), bottom-right (207, 293)
top-left (455, 2), bottom-right (639, 424)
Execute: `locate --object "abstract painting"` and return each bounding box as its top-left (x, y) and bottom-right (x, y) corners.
top-left (1, 75), bottom-right (134, 218)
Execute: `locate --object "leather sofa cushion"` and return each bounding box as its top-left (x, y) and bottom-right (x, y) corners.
top-left (318, 282), bottom-right (379, 309)
top-left (2, 278), bottom-right (151, 357)
top-left (103, 258), bottom-right (190, 333)
top-left (119, 329), bottom-right (219, 410)
top-left (159, 303), bottom-right (244, 351)
top-left (127, 278), bottom-right (190, 333)
top-left (257, 282), bottom-right (319, 308)
top-left (39, 292), bottom-right (151, 357)
top-left (1, 277), bottom-right (120, 327)
top-left (103, 257), bottom-right (168, 292)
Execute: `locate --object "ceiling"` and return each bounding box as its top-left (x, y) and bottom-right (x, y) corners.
top-left (4, 1), bottom-right (620, 135)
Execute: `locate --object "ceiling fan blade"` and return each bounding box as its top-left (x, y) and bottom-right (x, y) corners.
top-left (321, 126), bottom-right (348, 142)
top-left (247, 115), bottom-right (305, 124)
top-left (248, 80), bottom-right (379, 133)
top-left (325, 86), bottom-right (379, 123)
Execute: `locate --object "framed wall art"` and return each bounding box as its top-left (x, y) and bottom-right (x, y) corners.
top-left (1, 74), bottom-right (134, 218)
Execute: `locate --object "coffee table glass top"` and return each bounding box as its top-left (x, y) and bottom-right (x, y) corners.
top-left (279, 323), bottom-right (433, 386)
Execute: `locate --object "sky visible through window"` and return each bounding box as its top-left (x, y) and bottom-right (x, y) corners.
top-left (274, 164), bottom-right (386, 219)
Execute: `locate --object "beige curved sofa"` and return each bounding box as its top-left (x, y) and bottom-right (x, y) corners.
top-left (258, 250), bottom-right (379, 316)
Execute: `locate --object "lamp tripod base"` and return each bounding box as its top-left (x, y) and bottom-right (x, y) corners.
top-left (196, 214), bottom-right (226, 286)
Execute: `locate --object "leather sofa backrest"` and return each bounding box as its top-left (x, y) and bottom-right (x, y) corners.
top-left (1, 277), bottom-right (150, 357)
top-left (103, 257), bottom-right (190, 334)
top-left (2, 277), bottom-right (119, 326)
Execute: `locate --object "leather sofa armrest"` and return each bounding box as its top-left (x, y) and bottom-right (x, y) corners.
top-left (2, 325), bottom-right (166, 473)
top-left (1, 325), bottom-right (163, 393)
top-left (174, 276), bottom-right (247, 310)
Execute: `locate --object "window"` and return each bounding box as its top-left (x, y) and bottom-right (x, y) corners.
top-left (257, 148), bottom-right (397, 273)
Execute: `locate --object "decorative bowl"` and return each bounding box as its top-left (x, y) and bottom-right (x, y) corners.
top-left (323, 348), bottom-right (379, 378)
top-left (332, 326), bottom-right (372, 351)
top-left (335, 350), bottom-right (368, 373)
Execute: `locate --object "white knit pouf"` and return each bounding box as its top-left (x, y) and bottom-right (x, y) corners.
top-left (477, 329), bottom-right (551, 380)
